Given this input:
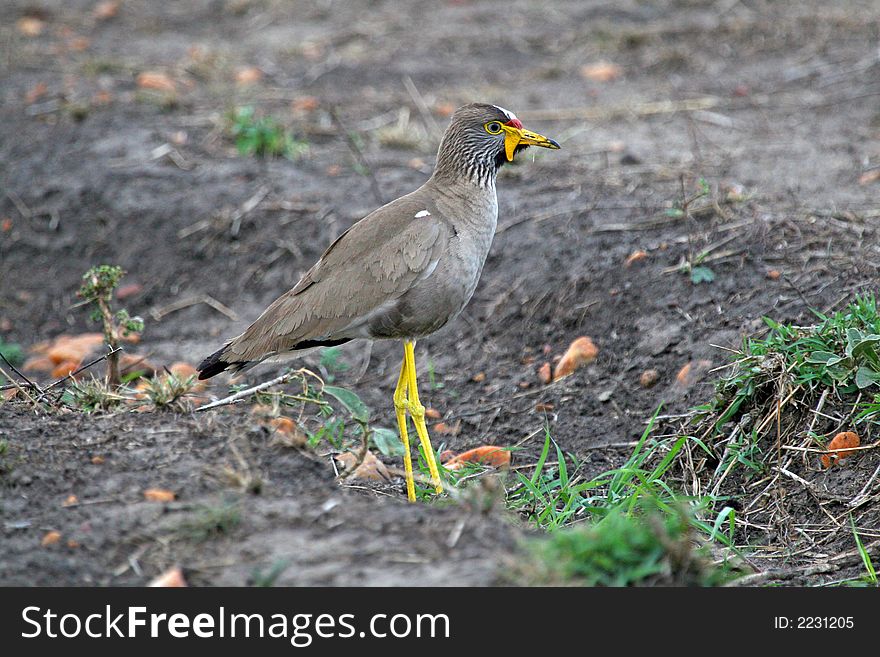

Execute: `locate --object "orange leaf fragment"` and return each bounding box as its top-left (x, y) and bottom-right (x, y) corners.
top-left (639, 369), bottom-right (659, 388)
top-left (581, 61), bottom-right (622, 82)
top-left (91, 455), bottom-right (105, 465)
top-left (41, 530), bottom-right (62, 547)
top-left (291, 96), bottom-right (319, 112)
top-left (624, 250), bottom-right (648, 267)
top-left (62, 494), bottom-right (78, 507)
top-left (51, 360), bottom-right (81, 378)
top-left (538, 362), bottom-right (552, 385)
top-left (235, 67), bottom-right (263, 85)
top-left (433, 420), bottom-right (461, 435)
top-left (17, 17), bottom-right (45, 37)
top-left (93, 1), bottom-right (120, 20)
top-left (149, 566), bottom-right (187, 587)
top-left (335, 451), bottom-right (391, 482)
top-left (858, 170), bottom-right (880, 185)
top-left (425, 407), bottom-right (442, 420)
top-left (445, 446), bottom-right (511, 471)
top-left (136, 71), bottom-right (176, 93)
top-left (553, 337), bottom-right (598, 381)
top-left (821, 431), bottom-right (860, 469)
top-left (25, 82), bottom-right (48, 104)
top-left (144, 488), bottom-right (176, 502)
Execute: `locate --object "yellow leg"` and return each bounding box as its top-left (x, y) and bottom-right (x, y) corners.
top-left (403, 341), bottom-right (443, 494)
top-left (392, 355), bottom-right (416, 502)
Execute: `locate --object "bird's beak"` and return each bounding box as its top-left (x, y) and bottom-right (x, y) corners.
top-left (502, 124), bottom-right (561, 162)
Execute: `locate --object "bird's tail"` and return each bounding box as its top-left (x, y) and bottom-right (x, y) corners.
top-left (196, 343), bottom-right (249, 380)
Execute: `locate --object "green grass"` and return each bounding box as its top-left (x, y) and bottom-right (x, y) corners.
top-left (229, 106), bottom-right (308, 159)
top-left (175, 502), bottom-right (242, 543)
top-left (707, 295), bottom-right (880, 427)
top-left (518, 499), bottom-right (737, 586)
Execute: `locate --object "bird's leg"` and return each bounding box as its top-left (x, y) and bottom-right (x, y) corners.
top-left (392, 354), bottom-right (416, 502)
top-left (403, 341), bottom-right (443, 494)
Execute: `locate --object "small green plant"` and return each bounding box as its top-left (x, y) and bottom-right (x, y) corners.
top-left (77, 265), bottom-right (144, 385)
top-left (229, 106), bottom-right (309, 159)
top-left (63, 375), bottom-right (128, 412)
top-left (0, 339), bottom-right (25, 386)
top-left (176, 502), bottom-right (241, 543)
top-left (142, 371), bottom-right (196, 411)
top-left (517, 498), bottom-right (736, 586)
top-left (851, 515), bottom-right (878, 586)
top-left (251, 559), bottom-right (292, 587)
top-left (318, 346), bottom-right (348, 383)
top-left (669, 177), bottom-right (715, 284)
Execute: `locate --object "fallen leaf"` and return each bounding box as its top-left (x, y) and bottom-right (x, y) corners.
top-left (674, 359), bottom-right (713, 387)
top-left (266, 416), bottom-right (307, 447)
top-left (42, 333), bottom-right (105, 365)
top-left (25, 82), bottom-right (48, 104)
top-left (291, 96), bottom-right (319, 112)
top-left (439, 450), bottom-right (456, 463)
top-left (553, 337), bottom-right (599, 381)
top-left (93, 1), bottom-right (120, 20)
top-left (858, 170), bottom-right (880, 185)
top-left (535, 402), bottom-right (554, 412)
top-left (91, 455), bottom-right (105, 465)
top-left (68, 36), bottom-right (90, 52)
top-left (580, 61), bottom-right (622, 82)
top-left (62, 494), bottom-right (78, 507)
top-left (325, 164), bottom-right (342, 177)
top-left (54, 360), bottom-right (86, 379)
top-left (425, 407), bottom-right (442, 420)
top-left (445, 446), bottom-right (511, 471)
top-left (41, 530), bottom-right (62, 547)
top-left (115, 282), bottom-right (142, 300)
top-left (143, 488), bottom-right (176, 502)
top-left (433, 101), bottom-right (456, 117)
top-left (91, 89), bottom-right (113, 105)
top-left (537, 362), bottom-right (552, 384)
top-left (17, 17), bottom-right (45, 37)
top-left (821, 431), bottom-right (860, 468)
top-left (66, 539), bottom-right (80, 549)
top-left (23, 356), bottom-right (54, 373)
top-left (149, 566), bottom-right (187, 587)
top-left (433, 420), bottom-right (461, 435)
top-left (639, 369), bottom-right (659, 388)
top-left (471, 371), bottom-right (486, 383)
top-left (235, 66), bottom-right (263, 85)
top-left (335, 451), bottom-right (391, 481)
top-left (136, 71), bottom-right (176, 93)
top-left (766, 269), bottom-right (781, 280)
top-left (625, 250), bottom-right (648, 267)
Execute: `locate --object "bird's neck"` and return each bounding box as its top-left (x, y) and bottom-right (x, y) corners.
top-left (430, 138), bottom-right (501, 191)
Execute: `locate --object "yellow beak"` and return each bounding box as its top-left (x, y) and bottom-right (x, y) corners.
top-left (503, 125), bottom-right (561, 162)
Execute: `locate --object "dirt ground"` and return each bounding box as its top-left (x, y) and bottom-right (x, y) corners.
top-left (1, 0), bottom-right (879, 586)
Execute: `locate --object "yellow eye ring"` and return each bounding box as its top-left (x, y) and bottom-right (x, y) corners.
top-left (484, 121), bottom-right (503, 135)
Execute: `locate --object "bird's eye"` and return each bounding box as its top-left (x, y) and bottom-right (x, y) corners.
top-left (484, 121), bottom-right (503, 135)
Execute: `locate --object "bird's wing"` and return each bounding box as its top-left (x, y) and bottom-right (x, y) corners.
top-left (225, 198), bottom-right (449, 363)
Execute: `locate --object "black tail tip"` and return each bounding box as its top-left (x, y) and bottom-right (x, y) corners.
top-left (197, 346), bottom-right (241, 380)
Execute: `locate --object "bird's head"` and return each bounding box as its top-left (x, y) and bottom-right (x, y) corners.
top-left (434, 103), bottom-right (560, 185)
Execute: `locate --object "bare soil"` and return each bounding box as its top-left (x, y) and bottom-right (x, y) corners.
top-left (1, 0), bottom-right (879, 586)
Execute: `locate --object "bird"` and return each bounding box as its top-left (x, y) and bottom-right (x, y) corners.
top-left (197, 103), bottom-right (560, 502)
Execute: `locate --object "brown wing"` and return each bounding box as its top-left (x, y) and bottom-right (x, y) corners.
top-left (223, 195), bottom-right (449, 363)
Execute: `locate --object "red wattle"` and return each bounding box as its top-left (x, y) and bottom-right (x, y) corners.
top-left (505, 118), bottom-right (523, 129)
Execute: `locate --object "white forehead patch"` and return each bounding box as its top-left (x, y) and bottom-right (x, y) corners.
top-left (414, 210), bottom-right (431, 218)
top-left (492, 105), bottom-right (517, 121)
